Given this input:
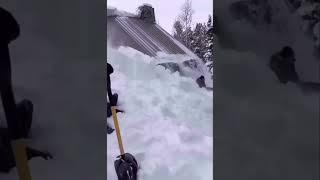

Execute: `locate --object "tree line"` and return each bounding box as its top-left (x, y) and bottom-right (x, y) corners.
top-left (172, 0), bottom-right (214, 77)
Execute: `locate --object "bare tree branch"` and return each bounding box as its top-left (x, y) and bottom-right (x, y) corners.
top-left (178, 0), bottom-right (194, 31)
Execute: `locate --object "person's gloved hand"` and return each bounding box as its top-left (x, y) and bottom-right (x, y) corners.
top-left (40, 151), bottom-right (53, 160)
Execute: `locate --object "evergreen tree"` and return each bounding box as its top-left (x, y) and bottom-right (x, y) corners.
top-left (173, 20), bottom-right (184, 43)
top-left (172, 0), bottom-right (214, 77)
top-left (207, 15), bottom-right (212, 28)
top-left (183, 26), bottom-right (194, 49)
top-left (191, 23), bottom-right (207, 60)
top-left (204, 15), bottom-right (214, 77)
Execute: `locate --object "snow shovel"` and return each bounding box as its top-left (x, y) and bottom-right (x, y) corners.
top-left (111, 106), bottom-right (138, 180)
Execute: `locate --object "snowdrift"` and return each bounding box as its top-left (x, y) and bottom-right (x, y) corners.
top-left (107, 6), bottom-right (137, 17)
top-left (107, 46), bottom-right (213, 180)
top-left (214, 0), bottom-right (319, 179)
top-left (0, 55), bottom-right (106, 179)
top-left (0, 2), bottom-right (106, 179)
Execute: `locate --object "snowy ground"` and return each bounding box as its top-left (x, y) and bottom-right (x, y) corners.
top-left (0, 55), bottom-right (106, 179)
top-left (0, 2), bottom-right (107, 179)
top-left (107, 46), bottom-right (213, 180)
top-left (214, 0), bottom-right (319, 178)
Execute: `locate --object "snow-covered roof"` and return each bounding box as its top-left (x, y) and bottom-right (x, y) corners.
top-left (107, 6), bottom-right (199, 60)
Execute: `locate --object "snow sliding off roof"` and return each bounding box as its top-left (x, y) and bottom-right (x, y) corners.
top-left (107, 5), bottom-right (198, 58)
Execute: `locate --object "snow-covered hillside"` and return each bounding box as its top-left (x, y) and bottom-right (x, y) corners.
top-left (0, 1), bottom-right (106, 179)
top-left (107, 46), bottom-right (213, 180)
top-left (214, 0), bottom-right (319, 179)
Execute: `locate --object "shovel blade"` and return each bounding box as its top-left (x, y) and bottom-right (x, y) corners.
top-left (114, 153), bottom-right (138, 180)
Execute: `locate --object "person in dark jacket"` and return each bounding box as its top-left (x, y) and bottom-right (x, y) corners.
top-left (270, 46), bottom-right (300, 84)
top-left (106, 62), bottom-right (124, 134)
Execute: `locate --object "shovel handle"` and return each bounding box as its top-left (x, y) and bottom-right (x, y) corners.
top-left (11, 139), bottom-right (32, 180)
top-left (111, 106), bottom-right (125, 155)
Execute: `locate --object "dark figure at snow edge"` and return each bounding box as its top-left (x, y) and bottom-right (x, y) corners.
top-left (270, 46), bottom-right (320, 93)
top-left (270, 46), bottom-right (299, 84)
top-left (196, 76), bottom-right (207, 88)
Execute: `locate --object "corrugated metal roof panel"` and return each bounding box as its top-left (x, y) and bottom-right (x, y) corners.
top-left (107, 15), bottom-right (197, 58)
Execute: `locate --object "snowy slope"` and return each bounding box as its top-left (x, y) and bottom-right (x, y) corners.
top-left (214, 0), bottom-right (319, 179)
top-left (0, 1), bottom-right (106, 180)
top-left (107, 46), bottom-right (213, 180)
top-left (0, 55), bottom-right (106, 180)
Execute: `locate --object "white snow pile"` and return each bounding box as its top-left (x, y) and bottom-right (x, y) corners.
top-left (107, 46), bottom-right (213, 180)
top-left (141, 3), bottom-right (153, 8)
top-left (213, 0), bottom-right (319, 177)
top-left (107, 6), bottom-right (137, 17)
top-left (155, 52), bottom-right (213, 88)
top-left (0, 32), bottom-right (106, 180)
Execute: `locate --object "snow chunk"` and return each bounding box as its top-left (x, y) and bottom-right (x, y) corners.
top-left (107, 6), bottom-right (137, 17)
top-left (107, 46), bottom-right (213, 180)
top-left (141, 3), bottom-right (153, 8)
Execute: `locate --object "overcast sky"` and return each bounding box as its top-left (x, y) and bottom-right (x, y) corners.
top-left (107, 0), bottom-right (213, 34)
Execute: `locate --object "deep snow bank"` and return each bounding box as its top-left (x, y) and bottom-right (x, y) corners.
top-left (214, 0), bottom-right (319, 179)
top-left (0, 1), bottom-right (106, 179)
top-left (107, 46), bottom-right (213, 180)
top-left (0, 55), bottom-right (106, 180)
top-left (107, 6), bottom-right (137, 17)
